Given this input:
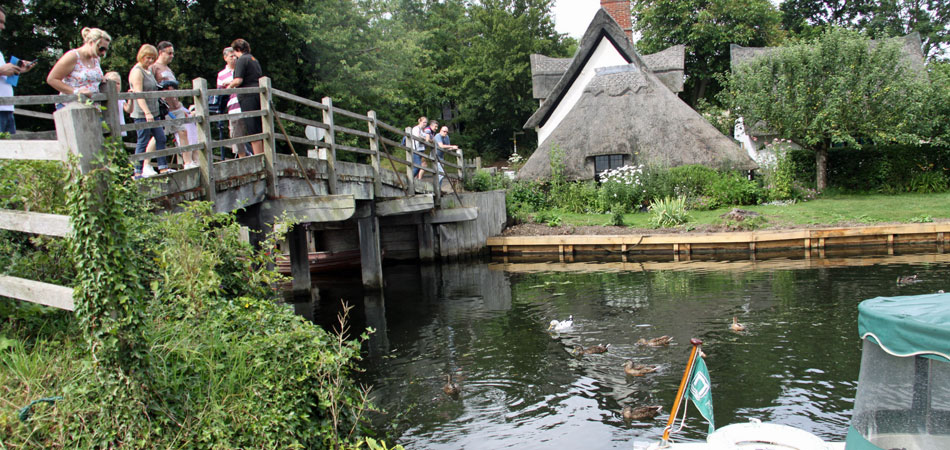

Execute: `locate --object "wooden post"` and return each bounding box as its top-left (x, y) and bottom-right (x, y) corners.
top-left (404, 126), bottom-right (415, 194)
top-left (458, 148), bottom-right (465, 186)
top-left (288, 223), bottom-right (311, 294)
top-left (367, 111), bottom-right (382, 198)
top-left (259, 77), bottom-right (278, 198)
top-left (430, 143), bottom-right (441, 205)
top-left (54, 103), bottom-right (104, 175)
top-left (418, 213), bottom-right (435, 262)
top-left (322, 97), bottom-right (338, 195)
top-left (191, 78), bottom-right (216, 204)
top-left (357, 203), bottom-right (383, 290)
top-left (102, 79), bottom-right (121, 141)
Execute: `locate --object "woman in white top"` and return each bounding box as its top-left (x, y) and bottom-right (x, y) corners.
top-left (46, 27), bottom-right (110, 99)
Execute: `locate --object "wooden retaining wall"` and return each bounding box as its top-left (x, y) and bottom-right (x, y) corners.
top-left (487, 223), bottom-right (950, 262)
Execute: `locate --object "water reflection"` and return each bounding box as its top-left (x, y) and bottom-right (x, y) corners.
top-left (293, 252), bottom-right (950, 449)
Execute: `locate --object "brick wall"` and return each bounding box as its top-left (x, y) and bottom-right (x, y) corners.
top-left (600, 0), bottom-right (632, 43)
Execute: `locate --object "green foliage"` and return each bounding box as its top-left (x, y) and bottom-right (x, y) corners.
top-left (785, 145), bottom-right (950, 193)
top-left (533, 210), bottom-right (562, 227)
top-left (649, 196), bottom-right (691, 228)
top-left (632, 0), bottom-right (784, 104)
top-left (464, 169), bottom-right (511, 192)
top-left (610, 209), bottom-right (625, 227)
top-left (760, 148), bottom-right (798, 200)
top-left (709, 172), bottom-right (762, 206)
top-left (908, 171), bottom-right (949, 193)
top-left (506, 179), bottom-right (550, 212)
top-left (780, 0), bottom-right (950, 60)
top-left (723, 27), bottom-right (933, 188)
top-left (597, 164), bottom-right (647, 213)
top-left (557, 180), bottom-right (600, 213)
top-left (720, 214), bottom-right (768, 230)
top-left (909, 214), bottom-right (933, 223)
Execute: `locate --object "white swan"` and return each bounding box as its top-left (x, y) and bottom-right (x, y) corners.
top-left (548, 315), bottom-right (574, 332)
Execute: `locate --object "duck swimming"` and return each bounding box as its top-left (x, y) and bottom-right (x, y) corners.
top-left (548, 315), bottom-right (574, 332)
top-left (623, 360), bottom-right (658, 376)
top-left (572, 343), bottom-right (610, 356)
top-left (443, 374), bottom-right (460, 398)
top-left (637, 335), bottom-right (673, 347)
top-left (897, 275), bottom-right (919, 285)
top-left (730, 316), bottom-right (746, 332)
top-left (623, 405), bottom-right (662, 421)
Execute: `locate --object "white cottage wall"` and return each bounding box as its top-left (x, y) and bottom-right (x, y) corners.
top-left (536, 37), bottom-right (629, 145)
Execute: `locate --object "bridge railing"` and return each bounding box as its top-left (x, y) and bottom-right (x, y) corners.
top-left (0, 78), bottom-right (468, 204)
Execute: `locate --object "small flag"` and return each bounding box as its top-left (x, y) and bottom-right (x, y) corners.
top-left (688, 355), bottom-right (715, 433)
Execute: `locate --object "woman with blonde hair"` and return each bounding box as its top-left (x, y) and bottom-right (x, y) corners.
top-left (46, 27), bottom-right (111, 99)
top-left (128, 44), bottom-right (169, 177)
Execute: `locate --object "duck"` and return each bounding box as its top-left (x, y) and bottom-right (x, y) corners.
top-left (548, 315), bottom-right (574, 332)
top-left (637, 335), bottom-right (673, 347)
top-left (730, 316), bottom-right (746, 332)
top-left (897, 274), bottom-right (919, 285)
top-left (572, 343), bottom-right (610, 356)
top-left (623, 360), bottom-right (658, 377)
top-left (442, 374), bottom-right (460, 398)
top-left (622, 405), bottom-right (662, 421)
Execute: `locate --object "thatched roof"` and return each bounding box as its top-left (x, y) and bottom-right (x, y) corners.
top-left (731, 33), bottom-right (925, 72)
top-left (518, 64), bottom-right (754, 180)
top-left (531, 44), bottom-right (685, 100)
top-left (519, 9), bottom-right (752, 181)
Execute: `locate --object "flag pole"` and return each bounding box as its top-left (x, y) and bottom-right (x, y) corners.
top-left (662, 338), bottom-right (703, 444)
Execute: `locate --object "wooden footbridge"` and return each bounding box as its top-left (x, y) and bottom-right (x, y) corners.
top-left (0, 78), bottom-right (506, 311)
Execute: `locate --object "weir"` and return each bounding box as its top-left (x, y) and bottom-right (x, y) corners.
top-left (0, 80), bottom-right (506, 309)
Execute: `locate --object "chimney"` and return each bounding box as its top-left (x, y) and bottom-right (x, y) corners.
top-left (600, 0), bottom-right (633, 43)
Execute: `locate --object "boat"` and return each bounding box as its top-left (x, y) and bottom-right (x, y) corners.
top-left (641, 292), bottom-right (950, 450)
top-left (276, 249), bottom-right (362, 274)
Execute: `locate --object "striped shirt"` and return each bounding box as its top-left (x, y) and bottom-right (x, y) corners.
top-left (216, 66), bottom-right (241, 114)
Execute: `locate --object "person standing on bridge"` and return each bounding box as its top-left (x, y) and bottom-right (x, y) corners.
top-left (433, 126), bottom-right (458, 189)
top-left (150, 41), bottom-right (198, 169)
top-left (128, 44), bottom-right (169, 178)
top-left (227, 38), bottom-right (264, 156)
top-left (0, 6), bottom-right (37, 135)
top-left (46, 27), bottom-right (109, 108)
top-left (411, 116), bottom-right (429, 179)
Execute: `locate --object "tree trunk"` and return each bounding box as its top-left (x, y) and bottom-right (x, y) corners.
top-left (815, 144), bottom-right (828, 191)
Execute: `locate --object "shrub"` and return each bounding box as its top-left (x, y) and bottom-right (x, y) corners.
top-left (556, 180), bottom-right (600, 213)
top-left (507, 179), bottom-right (549, 212)
top-left (464, 169), bottom-right (510, 192)
top-left (907, 170), bottom-right (948, 193)
top-left (597, 164), bottom-right (646, 213)
top-left (709, 172), bottom-right (761, 206)
top-left (649, 196), bottom-right (690, 228)
top-left (667, 164), bottom-right (720, 198)
top-left (610, 209), bottom-right (625, 226)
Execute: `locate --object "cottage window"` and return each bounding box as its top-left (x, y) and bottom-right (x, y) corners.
top-left (594, 154), bottom-right (625, 179)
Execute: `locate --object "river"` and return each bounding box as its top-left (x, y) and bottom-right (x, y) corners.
top-left (292, 249), bottom-right (950, 449)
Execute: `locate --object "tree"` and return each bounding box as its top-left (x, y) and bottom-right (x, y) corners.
top-left (632, 0), bottom-right (784, 106)
top-left (781, 0), bottom-right (950, 60)
top-left (723, 28), bottom-right (931, 190)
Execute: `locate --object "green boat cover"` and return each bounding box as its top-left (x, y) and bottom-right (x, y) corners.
top-left (858, 293), bottom-right (950, 363)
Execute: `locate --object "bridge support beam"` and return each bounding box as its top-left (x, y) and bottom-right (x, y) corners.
top-left (288, 224), bottom-right (311, 294)
top-left (418, 213), bottom-right (435, 262)
top-left (357, 203), bottom-right (384, 290)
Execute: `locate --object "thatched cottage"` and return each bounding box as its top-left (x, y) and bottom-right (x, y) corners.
top-left (519, 3), bottom-right (754, 181)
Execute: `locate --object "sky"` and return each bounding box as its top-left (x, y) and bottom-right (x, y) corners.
top-left (552, 0), bottom-right (601, 39)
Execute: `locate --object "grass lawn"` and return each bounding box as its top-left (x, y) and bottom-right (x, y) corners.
top-left (547, 192), bottom-right (950, 230)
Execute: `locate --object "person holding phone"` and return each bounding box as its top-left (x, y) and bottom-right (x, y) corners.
top-left (0, 6), bottom-right (36, 134)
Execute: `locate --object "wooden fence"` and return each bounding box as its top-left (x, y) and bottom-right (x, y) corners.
top-left (0, 105), bottom-right (108, 311)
